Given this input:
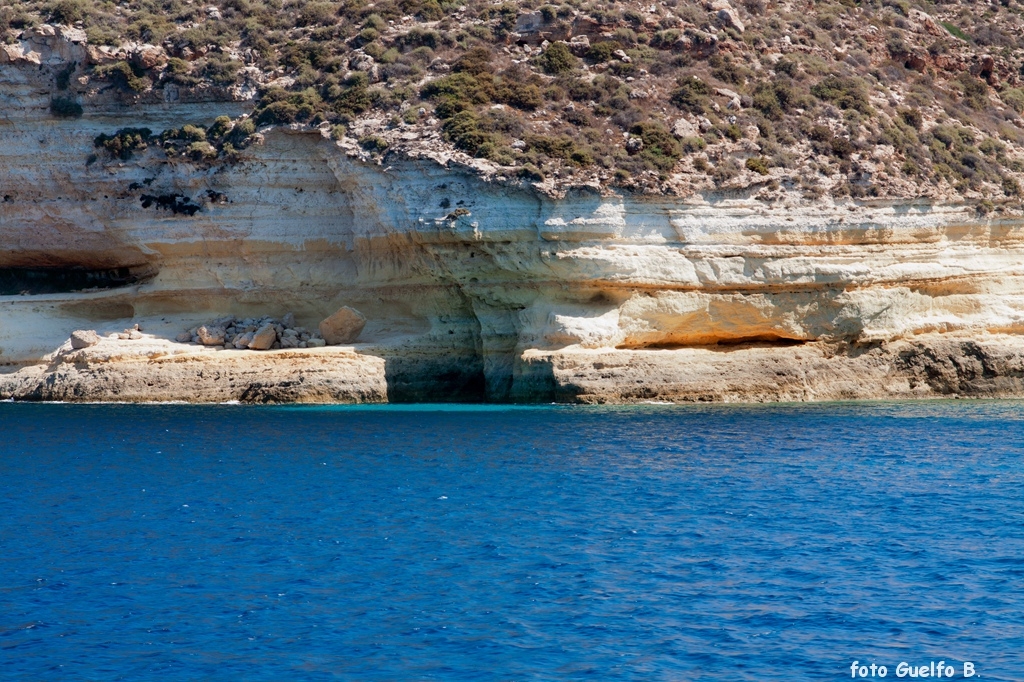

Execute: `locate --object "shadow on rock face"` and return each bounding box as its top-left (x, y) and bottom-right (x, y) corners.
top-left (382, 351), bottom-right (486, 403)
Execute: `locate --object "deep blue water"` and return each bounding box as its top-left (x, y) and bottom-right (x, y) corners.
top-left (1, 402), bottom-right (1023, 680)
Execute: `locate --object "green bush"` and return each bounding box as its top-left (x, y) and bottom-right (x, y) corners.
top-left (940, 21), bottom-right (969, 41)
top-left (297, 2), bottom-right (338, 27)
top-left (518, 164), bottom-right (544, 181)
top-left (680, 136), bottom-right (706, 153)
top-left (898, 107), bottom-right (923, 129)
top-left (586, 41), bottom-right (622, 63)
top-left (55, 63), bottom-right (75, 90)
top-left (203, 57), bottom-right (241, 86)
top-left (955, 73), bottom-right (989, 110)
top-left (538, 42), bottom-right (578, 75)
top-left (650, 29), bottom-right (680, 48)
top-left (49, 0), bottom-right (85, 25)
top-left (752, 81), bottom-right (795, 119)
top-left (443, 111), bottom-right (500, 155)
top-left (422, 73), bottom-right (490, 105)
top-left (95, 61), bottom-right (150, 93)
top-left (811, 75), bottom-right (872, 114)
top-left (452, 47), bottom-right (494, 76)
top-left (50, 96), bottom-right (82, 118)
top-left (359, 135), bottom-right (390, 153)
top-left (187, 141), bottom-right (218, 160)
top-left (670, 76), bottom-right (711, 114)
top-left (94, 127), bottom-right (153, 160)
top-left (256, 100), bottom-right (300, 125)
top-left (525, 134), bottom-right (576, 158)
top-left (1001, 88), bottom-right (1024, 113)
top-left (629, 121), bottom-right (681, 171)
top-left (207, 116), bottom-right (233, 140)
top-left (745, 156), bottom-right (770, 175)
top-left (506, 85), bottom-right (543, 111)
top-left (775, 58), bottom-right (800, 77)
top-left (357, 28), bottom-right (380, 45)
top-left (226, 118), bottom-right (256, 147)
top-left (396, 27), bottom-right (440, 49)
top-left (363, 14), bottom-right (387, 31)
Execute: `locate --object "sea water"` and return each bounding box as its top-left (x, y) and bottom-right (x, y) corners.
top-left (1, 402), bottom-right (1022, 680)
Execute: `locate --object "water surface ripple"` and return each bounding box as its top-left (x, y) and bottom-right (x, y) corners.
top-left (1, 402), bottom-right (1022, 680)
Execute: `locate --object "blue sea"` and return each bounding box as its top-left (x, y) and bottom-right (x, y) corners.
top-left (1, 402), bottom-right (1023, 680)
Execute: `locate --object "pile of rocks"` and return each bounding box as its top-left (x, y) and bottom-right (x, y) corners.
top-left (113, 323), bottom-right (144, 340)
top-left (176, 313), bottom-right (327, 350)
top-left (68, 324), bottom-right (145, 349)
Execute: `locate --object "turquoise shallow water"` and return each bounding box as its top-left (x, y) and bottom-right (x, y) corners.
top-left (1, 401), bottom-right (1023, 680)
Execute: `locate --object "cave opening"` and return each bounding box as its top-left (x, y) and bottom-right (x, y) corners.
top-left (0, 266), bottom-right (154, 295)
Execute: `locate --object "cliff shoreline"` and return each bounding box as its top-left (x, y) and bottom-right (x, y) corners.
top-left (6, 32), bottom-right (1024, 405)
top-left (5, 330), bottom-right (1024, 404)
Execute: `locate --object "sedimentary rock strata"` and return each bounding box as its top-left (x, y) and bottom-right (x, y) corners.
top-left (4, 33), bottom-right (1024, 403)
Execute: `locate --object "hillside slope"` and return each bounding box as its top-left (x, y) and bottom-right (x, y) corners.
top-left (7, 0), bottom-right (1024, 200)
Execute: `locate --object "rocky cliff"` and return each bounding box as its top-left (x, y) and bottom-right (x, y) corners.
top-left (5, 26), bottom-right (1024, 403)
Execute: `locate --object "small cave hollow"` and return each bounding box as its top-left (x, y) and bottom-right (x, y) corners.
top-left (140, 193), bottom-right (201, 216)
top-left (618, 334), bottom-right (811, 350)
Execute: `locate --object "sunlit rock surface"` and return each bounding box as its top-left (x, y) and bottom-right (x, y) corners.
top-left (5, 43), bottom-right (1024, 402)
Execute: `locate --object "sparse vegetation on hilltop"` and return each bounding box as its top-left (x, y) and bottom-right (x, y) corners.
top-left (9, 0), bottom-right (1024, 198)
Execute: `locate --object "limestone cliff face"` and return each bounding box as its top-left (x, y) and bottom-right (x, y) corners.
top-left (5, 39), bottom-right (1024, 403)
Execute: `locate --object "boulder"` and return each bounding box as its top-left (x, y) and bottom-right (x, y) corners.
top-left (247, 324), bottom-right (277, 350)
top-left (568, 35), bottom-right (590, 56)
top-left (197, 326), bottom-right (226, 346)
top-left (909, 8), bottom-right (944, 36)
top-left (319, 306), bottom-right (366, 344)
top-left (515, 11), bottom-right (546, 34)
top-left (282, 312), bottom-right (296, 328)
top-left (672, 118), bottom-right (698, 139)
top-left (717, 7), bottom-right (744, 33)
top-left (70, 330), bottom-right (101, 349)
top-left (175, 331), bottom-right (193, 343)
top-left (307, 338), bottom-right (326, 348)
top-left (57, 25), bottom-right (88, 43)
top-left (234, 331), bottom-right (254, 349)
top-left (132, 44), bottom-right (167, 70)
top-left (0, 45), bottom-right (24, 64)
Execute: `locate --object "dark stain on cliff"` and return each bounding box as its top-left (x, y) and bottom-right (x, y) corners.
top-left (140, 193), bottom-right (200, 215)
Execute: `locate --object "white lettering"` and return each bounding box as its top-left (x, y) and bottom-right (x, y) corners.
top-left (879, 666), bottom-right (888, 677)
top-left (897, 662), bottom-right (910, 678)
top-left (964, 662), bottom-right (975, 677)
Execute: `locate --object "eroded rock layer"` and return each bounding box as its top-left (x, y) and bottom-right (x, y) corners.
top-left (4, 50), bottom-right (1024, 402)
